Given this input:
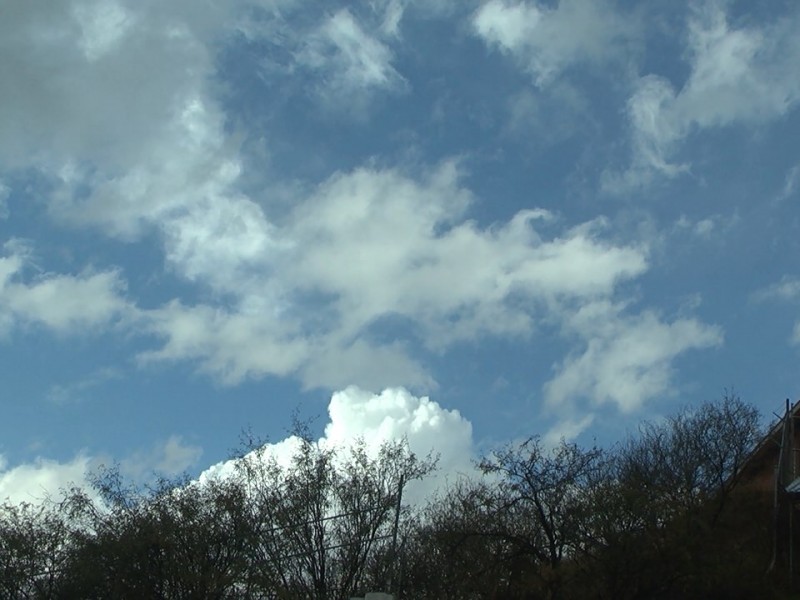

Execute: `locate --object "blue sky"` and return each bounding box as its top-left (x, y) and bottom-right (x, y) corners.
top-left (1, 0), bottom-right (800, 500)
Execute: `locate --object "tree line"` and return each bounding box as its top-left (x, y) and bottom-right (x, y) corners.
top-left (0, 394), bottom-right (790, 599)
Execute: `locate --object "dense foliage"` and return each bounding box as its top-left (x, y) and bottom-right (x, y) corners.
top-left (0, 395), bottom-right (790, 599)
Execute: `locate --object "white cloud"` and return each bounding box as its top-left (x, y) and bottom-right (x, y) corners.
top-left (545, 301), bottom-right (723, 413)
top-left (121, 435), bottom-right (203, 480)
top-left (606, 2), bottom-right (800, 191)
top-left (324, 387), bottom-right (471, 463)
top-left (0, 0), bottom-right (281, 333)
top-left (285, 164), bottom-right (648, 349)
top-left (0, 0), bottom-right (722, 414)
top-left (138, 302), bottom-right (309, 384)
top-left (138, 307), bottom-right (421, 392)
top-left (6, 272), bottom-right (127, 333)
top-left (46, 367), bottom-right (123, 405)
top-left (0, 453), bottom-right (95, 505)
top-left (377, 0), bottom-right (407, 37)
top-left (139, 299), bottom-right (439, 391)
top-left (44, 82), bottom-right (276, 300)
top-left (474, 0), bottom-right (542, 52)
top-left (752, 276), bottom-right (800, 303)
top-left (673, 212), bottom-right (738, 240)
top-left (0, 435), bottom-right (202, 505)
top-left (0, 0), bottom-right (658, 394)
top-left (200, 386), bottom-right (475, 502)
top-left (0, 0), bottom-right (217, 173)
top-left (779, 163), bottom-right (800, 202)
top-left (53, 98), bottom-right (251, 244)
top-left (609, 75), bottom-right (690, 190)
top-left (0, 0), bottom-right (271, 287)
top-left (678, 2), bottom-right (800, 128)
top-left (0, 1), bottom-right (276, 308)
top-left (137, 162), bottom-right (650, 389)
top-left (161, 186), bottom-right (276, 291)
top-left (473, 0), bottom-right (636, 86)
top-left (366, 0), bottom-right (459, 36)
top-left (298, 9), bottom-right (406, 108)
top-left (0, 0), bottom-right (740, 514)
top-left (72, 0), bottom-right (136, 62)
top-left (542, 414), bottom-right (595, 446)
top-left (0, 242), bottom-right (130, 336)
top-left (691, 218), bottom-right (714, 237)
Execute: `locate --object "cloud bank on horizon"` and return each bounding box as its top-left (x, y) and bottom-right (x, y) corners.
top-left (1, 0), bottom-right (799, 499)
top-left (1, 387), bottom-right (472, 504)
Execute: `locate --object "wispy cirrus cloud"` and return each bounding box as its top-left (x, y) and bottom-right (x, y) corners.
top-left (472, 0), bottom-right (637, 86)
top-left (297, 8), bottom-right (407, 109)
top-left (46, 367), bottom-right (124, 405)
top-left (751, 276), bottom-right (800, 347)
top-left (121, 435), bottom-right (203, 480)
top-left (605, 1), bottom-right (800, 192)
top-left (751, 276), bottom-right (800, 304)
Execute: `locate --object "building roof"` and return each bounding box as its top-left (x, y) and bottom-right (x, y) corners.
top-left (738, 400), bottom-right (800, 494)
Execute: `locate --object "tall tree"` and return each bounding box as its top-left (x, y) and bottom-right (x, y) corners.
top-left (577, 393), bottom-right (769, 599)
top-left (0, 500), bottom-right (74, 599)
top-left (228, 431), bottom-right (437, 599)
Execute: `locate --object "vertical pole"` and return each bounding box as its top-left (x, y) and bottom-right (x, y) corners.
top-left (772, 458), bottom-right (780, 573)
top-left (793, 400), bottom-right (797, 482)
top-left (771, 400), bottom-right (791, 574)
top-left (790, 400), bottom-right (795, 588)
top-left (792, 400), bottom-right (796, 588)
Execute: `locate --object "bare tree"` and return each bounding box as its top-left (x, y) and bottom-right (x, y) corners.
top-left (0, 500), bottom-right (75, 599)
top-left (576, 392), bottom-right (767, 599)
top-left (401, 477), bottom-right (524, 600)
top-left (617, 391), bottom-right (761, 521)
top-left (56, 471), bottom-right (252, 599)
top-left (479, 438), bottom-right (604, 573)
top-left (402, 438), bottom-right (604, 599)
top-left (233, 432), bottom-right (436, 600)
top-left (0, 394), bottom-right (772, 599)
